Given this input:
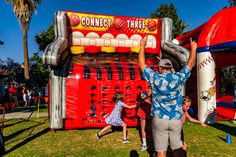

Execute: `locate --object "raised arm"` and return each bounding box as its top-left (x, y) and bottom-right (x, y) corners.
top-left (139, 36), bottom-right (148, 72)
top-left (187, 38), bottom-right (197, 71)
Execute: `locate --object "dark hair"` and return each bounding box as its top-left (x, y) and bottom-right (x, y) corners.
top-left (112, 92), bottom-right (124, 102)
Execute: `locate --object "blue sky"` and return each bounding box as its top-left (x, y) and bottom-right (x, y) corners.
top-left (0, 0), bottom-right (228, 63)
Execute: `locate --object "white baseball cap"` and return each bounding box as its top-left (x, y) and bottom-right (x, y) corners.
top-left (158, 59), bottom-right (173, 68)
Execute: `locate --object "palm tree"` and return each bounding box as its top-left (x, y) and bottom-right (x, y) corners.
top-left (7, 0), bottom-right (41, 81)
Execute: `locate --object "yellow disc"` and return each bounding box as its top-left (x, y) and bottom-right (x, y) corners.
top-left (131, 47), bottom-right (140, 53)
top-left (70, 46), bottom-right (85, 54)
top-left (101, 46), bottom-right (116, 53)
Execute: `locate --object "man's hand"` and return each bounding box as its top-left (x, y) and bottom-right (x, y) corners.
top-left (190, 38), bottom-right (197, 52)
top-left (140, 36), bottom-right (148, 48)
top-left (139, 36), bottom-right (148, 72)
top-left (187, 37), bottom-right (197, 70)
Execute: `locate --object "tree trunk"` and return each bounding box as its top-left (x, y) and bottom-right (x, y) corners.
top-left (23, 26), bottom-right (30, 80)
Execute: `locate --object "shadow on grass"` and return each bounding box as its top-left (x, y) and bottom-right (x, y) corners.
top-left (2, 119), bottom-right (25, 128)
top-left (4, 122), bottom-right (45, 142)
top-left (100, 131), bottom-right (114, 138)
top-left (23, 118), bottom-right (48, 124)
top-left (211, 122), bottom-right (236, 137)
top-left (130, 150), bottom-right (139, 157)
top-left (2, 119), bottom-right (14, 123)
top-left (135, 119), bottom-right (155, 157)
top-left (5, 127), bottom-right (50, 155)
top-left (2, 118), bottom-right (45, 129)
top-left (218, 136), bottom-right (227, 142)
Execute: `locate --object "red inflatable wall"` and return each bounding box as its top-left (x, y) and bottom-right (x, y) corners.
top-left (64, 55), bottom-right (155, 129)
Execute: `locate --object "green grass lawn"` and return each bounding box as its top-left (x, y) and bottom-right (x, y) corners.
top-left (2, 117), bottom-right (236, 157)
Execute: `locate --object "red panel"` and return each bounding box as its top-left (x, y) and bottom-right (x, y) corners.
top-left (217, 95), bottom-right (233, 103)
top-left (89, 67), bottom-right (97, 80)
top-left (65, 78), bottom-right (81, 129)
top-left (71, 63), bottom-right (84, 77)
top-left (175, 23), bottom-right (205, 46)
top-left (116, 47), bottom-right (130, 53)
top-left (64, 61), bottom-right (153, 129)
top-left (85, 46), bottom-right (101, 53)
top-left (198, 7), bottom-right (236, 47)
top-left (120, 62), bottom-right (131, 80)
top-left (99, 65), bottom-right (108, 80)
top-left (216, 107), bottom-right (236, 121)
top-left (110, 63), bottom-right (120, 80)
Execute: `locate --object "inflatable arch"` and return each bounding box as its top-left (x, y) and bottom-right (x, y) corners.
top-left (174, 7), bottom-right (236, 124)
top-left (43, 11), bottom-right (191, 129)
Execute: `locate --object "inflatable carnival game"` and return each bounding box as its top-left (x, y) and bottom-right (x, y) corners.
top-left (43, 11), bottom-right (190, 129)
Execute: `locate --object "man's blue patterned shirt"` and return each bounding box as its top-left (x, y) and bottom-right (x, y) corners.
top-left (143, 66), bottom-right (191, 120)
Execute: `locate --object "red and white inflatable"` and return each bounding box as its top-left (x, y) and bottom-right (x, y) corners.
top-left (175, 7), bottom-right (236, 123)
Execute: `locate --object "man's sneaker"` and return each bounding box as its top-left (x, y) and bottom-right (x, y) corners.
top-left (95, 133), bottom-right (100, 139)
top-left (140, 145), bottom-right (147, 151)
top-left (122, 139), bottom-right (131, 143)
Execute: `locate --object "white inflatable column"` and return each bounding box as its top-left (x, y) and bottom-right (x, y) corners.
top-left (197, 51), bottom-right (216, 124)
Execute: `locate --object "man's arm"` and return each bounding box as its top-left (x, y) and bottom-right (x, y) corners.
top-left (139, 36), bottom-right (148, 72)
top-left (187, 38), bottom-right (197, 71)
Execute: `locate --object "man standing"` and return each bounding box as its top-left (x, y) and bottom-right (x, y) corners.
top-left (138, 36), bottom-right (197, 157)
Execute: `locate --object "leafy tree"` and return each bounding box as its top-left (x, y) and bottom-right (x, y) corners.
top-left (220, 65), bottom-right (236, 94)
top-left (29, 52), bottom-right (50, 88)
top-left (7, 0), bottom-right (41, 81)
top-left (0, 57), bottom-right (23, 84)
top-left (0, 34), bottom-right (4, 45)
top-left (151, 3), bottom-right (189, 38)
top-left (35, 25), bottom-right (55, 51)
top-left (228, 0), bottom-right (236, 6)
top-left (6, 58), bottom-right (24, 83)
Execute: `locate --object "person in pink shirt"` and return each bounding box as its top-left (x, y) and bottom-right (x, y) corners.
top-left (137, 86), bottom-right (152, 151)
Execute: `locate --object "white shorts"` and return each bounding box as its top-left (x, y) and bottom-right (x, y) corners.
top-left (152, 118), bottom-right (183, 152)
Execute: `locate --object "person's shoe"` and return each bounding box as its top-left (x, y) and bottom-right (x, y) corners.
top-left (140, 145), bottom-right (147, 151)
top-left (95, 133), bottom-right (100, 139)
top-left (122, 139), bottom-right (131, 143)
